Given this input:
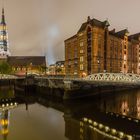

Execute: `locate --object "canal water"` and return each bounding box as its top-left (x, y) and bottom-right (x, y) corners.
top-left (0, 86), bottom-right (140, 140)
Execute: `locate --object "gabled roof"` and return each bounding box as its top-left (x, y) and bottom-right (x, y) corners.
top-left (78, 16), bottom-right (110, 33)
top-left (114, 29), bottom-right (129, 39)
top-left (65, 35), bottom-right (77, 42)
top-left (109, 29), bottom-right (129, 39)
top-left (128, 33), bottom-right (140, 41)
top-left (7, 56), bottom-right (46, 67)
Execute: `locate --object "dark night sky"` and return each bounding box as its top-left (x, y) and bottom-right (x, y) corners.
top-left (3, 0), bottom-right (140, 64)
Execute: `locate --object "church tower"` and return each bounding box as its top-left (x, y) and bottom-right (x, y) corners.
top-left (0, 8), bottom-right (10, 58)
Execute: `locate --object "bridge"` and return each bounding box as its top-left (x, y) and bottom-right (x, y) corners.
top-left (35, 73), bottom-right (140, 90)
top-left (0, 74), bottom-right (18, 79)
top-left (83, 73), bottom-right (140, 84)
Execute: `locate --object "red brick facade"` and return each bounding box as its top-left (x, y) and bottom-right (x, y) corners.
top-left (65, 16), bottom-right (140, 77)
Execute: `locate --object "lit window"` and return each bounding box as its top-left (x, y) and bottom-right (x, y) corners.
top-left (124, 55), bottom-right (126, 61)
top-left (80, 50), bottom-right (84, 53)
top-left (79, 33), bottom-right (83, 36)
top-left (80, 56), bottom-right (84, 62)
top-left (74, 71), bottom-right (77, 75)
top-left (80, 64), bottom-right (84, 70)
top-left (80, 42), bottom-right (84, 47)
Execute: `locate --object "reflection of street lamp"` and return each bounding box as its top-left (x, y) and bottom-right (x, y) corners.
top-left (25, 66), bottom-right (27, 77)
top-left (30, 62), bottom-right (32, 74)
top-left (97, 58), bottom-right (100, 73)
top-left (97, 59), bottom-right (100, 64)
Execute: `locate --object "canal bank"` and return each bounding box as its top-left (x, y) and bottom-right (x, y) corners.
top-left (13, 76), bottom-right (140, 100)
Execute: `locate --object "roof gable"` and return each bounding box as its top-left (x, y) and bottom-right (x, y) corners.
top-left (78, 17), bottom-right (110, 33)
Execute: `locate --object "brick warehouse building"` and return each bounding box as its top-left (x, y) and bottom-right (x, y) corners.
top-left (65, 16), bottom-right (140, 77)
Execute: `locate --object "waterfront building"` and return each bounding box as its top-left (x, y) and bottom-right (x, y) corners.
top-left (47, 64), bottom-right (56, 75)
top-left (55, 61), bottom-right (65, 75)
top-left (47, 61), bottom-right (65, 76)
top-left (65, 16), bottom-right (140, 77)
top-left (7, 56), bottom-right (46, 76)
top-left (0, 8), bottom-right (10, 59)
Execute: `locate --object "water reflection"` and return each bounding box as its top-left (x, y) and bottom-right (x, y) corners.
top-left (0, 101), bottom-right (18, 140)
top-left (0, 110), bottom-right (10, 140)
top-left (0, 87), bottom-right (140, 140)
top-left (137, 94), bottom-right (140, 119)
top-left (0, 86), bottom-right (17, 140)
top-left (98, 90), bottom-right (140, 119)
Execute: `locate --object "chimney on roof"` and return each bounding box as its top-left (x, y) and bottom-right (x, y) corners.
top-left (87, 16), bottom-right (91, 23)
top-left (104, 18), bottom-right (110, 27)
top-left (110, 28), bottom-right (115, 34)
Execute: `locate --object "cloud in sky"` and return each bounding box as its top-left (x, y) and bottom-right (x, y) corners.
top-left (3, 0), bottom-right (140, 64)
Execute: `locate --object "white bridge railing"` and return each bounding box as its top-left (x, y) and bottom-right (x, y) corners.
top-left (0, 74), bottom-right (17, 79)
top-left (83, 73), bottom-right (140, 83)
top-left (36, 73), bottom-right (140, 85)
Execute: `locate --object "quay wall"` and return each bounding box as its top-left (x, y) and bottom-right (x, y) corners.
top-left (12, 77), bottom-right (140, 100)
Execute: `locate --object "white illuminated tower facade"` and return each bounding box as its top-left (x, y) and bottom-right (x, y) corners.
top-left (0, 8), bottom-right (10, 58)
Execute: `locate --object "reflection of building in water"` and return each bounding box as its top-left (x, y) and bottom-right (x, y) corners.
top-left (64, 112), bottom-right (133, 140)
top-left (99, 92), bottom-right (138, 117)
top-left (64, 110), bottom-right (80, 140)
top-left (136, 94), bottom-right (140, 119)
top-left (121, 100), bottom-right (129, 115)
top-left (0, 99), bottom-right (18, 140)
top-left (0, 110), bottom-right (10, 140)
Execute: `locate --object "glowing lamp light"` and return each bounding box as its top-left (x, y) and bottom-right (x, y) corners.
top-left (80, 121), bottom-right (84, 126)
top-left (128, 118), bottom-right (131, 121)
top-left (119, 132), bottom-right (124, 138)
top-left (111, 129), bottom-right (117, 135)
top-left (1, 129), bottom-right (9, 134)
top-left (80, 128), bottom-right (83, 133)
top-left (134, 119), bottom-right (139, 123)
top-left (88, 119), bottom-right (92, 124)
top-left (93, 121), bottom-right (98, 127)
top-left (127, 135), bottom-right (133, 140)
top-left (99, 124), bottom-right (103, 129)
top-left (1, 119), bottom-right (4, 125)
top-left (105, 126), bottom-right (110, 132)
top-left (83, 118), bottom-right (88, 122)
top-left (5, 120), bottom-right (9, 125)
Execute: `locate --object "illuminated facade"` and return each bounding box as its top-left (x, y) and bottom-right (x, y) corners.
top-left (65, 16), bottom-right (140, 77)
top-left (7, 56), bottom-right (46, 76)
top-left (47, 61), bottom-right (65, 75)
top-left (55, 61), bottom-right (65, 75)
top-left (0, 8), bottom-right (10, 58)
